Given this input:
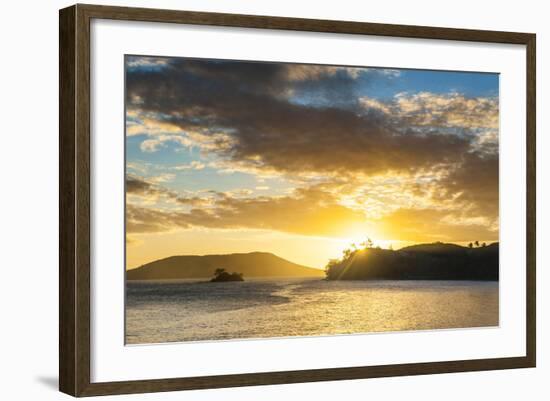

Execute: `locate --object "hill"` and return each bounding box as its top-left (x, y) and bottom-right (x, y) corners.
top-left (127, 252), bottom-right (323, 280)
top-left (399, 242), bottom-right (469, 254)
top-left (325, 242), bottom-right (499, 281)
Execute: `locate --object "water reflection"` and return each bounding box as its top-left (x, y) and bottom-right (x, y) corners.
top-left (126, 278), bottom-right (499, 344)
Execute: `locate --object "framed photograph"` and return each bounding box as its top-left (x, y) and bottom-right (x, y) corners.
top-left (59, 4), bottom-right (536, 397)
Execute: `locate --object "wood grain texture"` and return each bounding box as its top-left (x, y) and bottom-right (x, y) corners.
top-left (78, 3), bottom-right (533, 43)
top-left (77, 357), bottom-right (534, 396)
top-left (525, 34), bottom-right (536, 367)
top-left (59, 4), bottom-right (92, 396)
top-left (59, 5), bottom-right (76, 396)
top-left (59, 3), bottom-right (536, 397)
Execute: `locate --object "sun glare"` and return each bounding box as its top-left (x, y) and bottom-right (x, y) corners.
top-left (339, 232), bottom-right (399, 254)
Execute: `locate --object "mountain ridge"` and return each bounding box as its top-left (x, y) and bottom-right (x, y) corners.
top-left (126, 251), bottom-right (323, 280)
top-left (326, 242), bottom-right (499, 281)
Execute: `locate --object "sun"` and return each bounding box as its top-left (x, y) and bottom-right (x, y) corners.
top-left (345, 235), bottom-right (369, 248)
top-left (339, 229), bottom-right (399, 253)
top-left (341, 226), bottom-right (380, 247)
top-left (337, 231), bottom-right (374, 255)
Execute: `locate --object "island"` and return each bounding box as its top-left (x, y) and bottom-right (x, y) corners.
top-left (210, 268), bottom-right (244, 282)
top-left (325, 241), bottom-right (499, 281)
top-left (126, 252), bottom-right (324, 280)
top-left (125, 243), bottom-right (499, 283)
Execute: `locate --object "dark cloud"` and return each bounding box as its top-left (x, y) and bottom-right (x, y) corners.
top-left (126, 174), bottom-right (175, 199)
top-left (126, 57), bottom-right (499, 238)
top-left (126, 58), bottom-right (477, 176)
top-left (438, 151), bottom-right (499, 221)
top-left (126, 185), bottom-right (366, 237)
top-left (127, 182), bottom-right (497, 242)
top-left (126, 204), bottom-right (184, 234)
top-left (377, 207), bottom-right (498, 242)
top-left (126, 57), bottom-right (362, 104)
top-left (126, 175), bottom-right (155, 194)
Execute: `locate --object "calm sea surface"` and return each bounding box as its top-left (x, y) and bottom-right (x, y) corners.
top-left (126, 278), bottom-right (498, 344)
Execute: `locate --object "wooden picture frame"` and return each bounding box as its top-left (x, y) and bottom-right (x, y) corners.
top-left (59, 3), bottom-right (536, 397)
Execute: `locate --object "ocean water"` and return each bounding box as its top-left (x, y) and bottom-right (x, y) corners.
top-left (125, 278), bottom-right (499, 344)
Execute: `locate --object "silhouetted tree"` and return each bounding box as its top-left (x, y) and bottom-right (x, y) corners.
top-left (211, 268), bottom-right (244, 282)
top-left (325, 241), bottom-right (499, 281)
top-left (343, 248), bottom-right (352, 259)
top-left (482, 242), bottom-right (487, 247)
top-left (325, 259), bottom-right (341, 279)
top-left (475, 240), bottom-right (480, 247)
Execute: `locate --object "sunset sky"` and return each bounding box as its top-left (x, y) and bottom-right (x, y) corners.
top-left (125, 56), bottom-right (499, 269)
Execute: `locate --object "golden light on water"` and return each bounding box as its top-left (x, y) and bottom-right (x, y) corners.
top-left (127, 278), bottom-right (500, 343)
